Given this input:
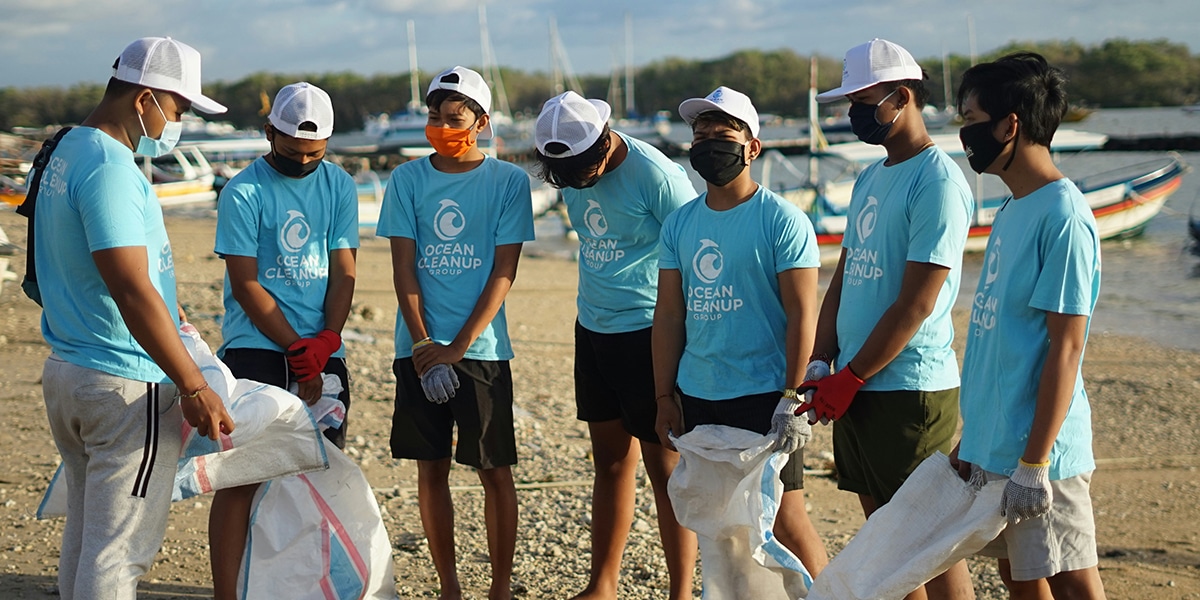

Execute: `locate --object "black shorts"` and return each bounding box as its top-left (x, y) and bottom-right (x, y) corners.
top-left (574, 321), bottom-right (660, 444)
top-left (678, 390), bottom-right (805, 491)
top-left (220, 347), bottom-right (351, 449)
top-left (391, 358), bottom-right (517, 470)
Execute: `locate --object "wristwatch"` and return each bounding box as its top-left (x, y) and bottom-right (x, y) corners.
top-left (782, 388), bottom-right (799, 399)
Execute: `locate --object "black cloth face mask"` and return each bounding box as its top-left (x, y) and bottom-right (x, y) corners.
top-left (689, 139), bottom-right (747, 186)
top-left (270, 151), bottom-right (321, 178)
top-left (959, 118), bottom-right (1017, 174)
top-left (848, 89), bottom-right (899, 145)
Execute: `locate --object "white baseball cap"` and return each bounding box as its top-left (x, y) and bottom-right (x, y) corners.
top-left (112, 37), bottom-right (226, 114)
top-left (427, 66), bottom-right (493, 140)
top-left (678, 86), bottom-right (760, 139)
top-left (534, 91), bottom-right (612, 158)
top-left (816, 38), bottom-right (924, 102)
top-left (268, 82), bottom-right (335, 140)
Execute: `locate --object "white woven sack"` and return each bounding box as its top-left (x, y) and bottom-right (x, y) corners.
top-left (808, 451), bottom-right (1007, 600)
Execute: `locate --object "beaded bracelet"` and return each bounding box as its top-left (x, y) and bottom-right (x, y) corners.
top-left (178, 382), bottom-right (210, 400)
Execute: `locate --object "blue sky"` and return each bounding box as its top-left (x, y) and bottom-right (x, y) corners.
top-left (3, 0), bottom-right (1198, 88)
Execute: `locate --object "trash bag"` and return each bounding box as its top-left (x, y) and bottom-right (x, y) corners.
top-left (669, 424), bottom-right (813, 600)
top-left (38, 324), bottom-right (330, 516)
top-left (239, 445), bottom-right (397, 600)
top-left (807, 452), bottom-right (1008, 600)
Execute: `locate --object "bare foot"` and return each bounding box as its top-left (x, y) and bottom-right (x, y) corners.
top-left (567, 585), bottom-right (617, 600)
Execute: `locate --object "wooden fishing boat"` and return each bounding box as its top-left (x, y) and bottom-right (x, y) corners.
top-left (805, 154), bottom-right (1188, 264)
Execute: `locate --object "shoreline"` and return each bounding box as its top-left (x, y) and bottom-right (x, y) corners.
top-left (1, 211), bottom-right (1199, 598)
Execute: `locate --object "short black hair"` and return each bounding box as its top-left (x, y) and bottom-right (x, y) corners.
top-left (690, 111), bottom-right (751, 138)
top-left (104, 76), bottom-right (146, 99)
top-left (956, 52), bottom-right (1068, 147)
top-left (533, 125), bottom-right (613, 189)
top-left (426, 87), bottom-right (485, 120)
top-left (883, 74), bottom-right (931, 109)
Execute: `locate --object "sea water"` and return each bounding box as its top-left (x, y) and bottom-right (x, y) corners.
top-left (528, 107), bottom-right (1200, 351)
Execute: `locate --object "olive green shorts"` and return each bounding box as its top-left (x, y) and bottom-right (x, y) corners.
top-left (832, 387), bottom-right (959, 505)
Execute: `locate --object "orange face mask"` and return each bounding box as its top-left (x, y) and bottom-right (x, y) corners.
top-left (425, 125), bottom-right (478, 158)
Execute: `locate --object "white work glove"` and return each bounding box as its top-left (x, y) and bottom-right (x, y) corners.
top-left (1001, 460), bottom-right (1053, 524)
top-left (419, 363), bottom-right (460, 404)
top-left (802, 360), bottom-right (832, 425)
top-left (768, 394), bottom-right (811, 454)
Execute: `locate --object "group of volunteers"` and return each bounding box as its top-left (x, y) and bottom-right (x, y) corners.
top-left (29, 31), bottom-right (1104, 600)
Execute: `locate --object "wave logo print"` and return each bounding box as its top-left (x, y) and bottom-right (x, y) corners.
top-left (855, 196), bottom-right (879, 242)
top-left (692, 239), bottom-right (724, 284)
top-left (984, 238), bottom-right (1002, 286)
top-left (434, 199), bottom-right (466, 241)
top-left (280, 210), bottom-right (311, 254)
top-left (583, 199), bottom-right (608, 237)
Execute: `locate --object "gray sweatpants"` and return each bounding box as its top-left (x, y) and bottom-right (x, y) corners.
top-left (43, 355), bottom-right (183, 599)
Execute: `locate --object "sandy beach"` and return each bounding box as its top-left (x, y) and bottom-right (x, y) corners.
top-left (1, 208), bottom-right (1198, 599)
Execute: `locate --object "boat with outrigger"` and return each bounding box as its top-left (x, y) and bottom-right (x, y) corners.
top-left (763, 58), bottom-right (1190, 264)
top-left (767, 141), bottom-right (1188, 265)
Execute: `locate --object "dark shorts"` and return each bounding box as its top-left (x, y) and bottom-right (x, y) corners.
top-left (574, 321), bottom-right (660, 444)
top-left (221, 347), bottom-right (351, 449)
top-left (391, 358), bottom-right (517, 470)
top-left (678, 390), bottom-right (805, 491)
top-left (832, 387), bottom-right (959, 505)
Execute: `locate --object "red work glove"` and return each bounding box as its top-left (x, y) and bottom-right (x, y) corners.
top-left (795, 365), bottom-right (865, 422)
top-left (286, 329), bottom-right (342, 382)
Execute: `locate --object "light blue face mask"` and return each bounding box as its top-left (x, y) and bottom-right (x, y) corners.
top-left (135, 93), bottom-right (182, 157)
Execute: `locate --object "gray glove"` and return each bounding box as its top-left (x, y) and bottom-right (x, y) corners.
top-left (769, 395), bottom-right (811, 454)
top-left (419, 363), bottom-right (460, 404)
top-left (802, 360), bottom-right (832, 425)
top-left (1001, 460), bottom-right (1053, 524)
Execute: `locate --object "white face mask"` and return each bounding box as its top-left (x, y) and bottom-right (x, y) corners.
top-left (135, 93), bottom-right (182, 157)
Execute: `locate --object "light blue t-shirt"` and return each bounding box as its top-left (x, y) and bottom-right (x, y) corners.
top-left (837, 147), bottom-right (973, 391)
top-left (215, 157), bottom-right (359, 355)
top-left (659, 186), bottom-right (821, 400)
top-left (376, 155), bottom-right (534, 360)
top-left (564, 132), bottom-right (695, 333)
top-left (34, 127), bottom-right (178, 382)
top-left (959, 179), bottom-right (1100, 480)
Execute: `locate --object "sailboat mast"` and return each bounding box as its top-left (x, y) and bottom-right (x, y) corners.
top-left (407, 20), bottom-right (420, 112)
top-left (624, 13), bottom-right (634, 119)
top-left (479, 2), bottom-right (510, 117)
top-left (942, 42), bottom-right (953, 111)
top-left (550, 17), bottom-right (564, 95)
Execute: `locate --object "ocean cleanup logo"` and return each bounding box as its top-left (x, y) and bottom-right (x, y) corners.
top-left (855, 196), bottom-right (879, 242)
top-left (280, 210), bottom-right (311, 253)
top-left (434, 199), bottom-right (466, 241)
top-left (157, 240), bottom-right (174, 274)
top-left (984, 238), bottom-right (1002, 286)
top-left (583, 199), bottom-right (608, 237)
top-left (692, 239), bottom-right (724, 284)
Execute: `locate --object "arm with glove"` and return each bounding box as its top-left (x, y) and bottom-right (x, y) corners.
top-left (767, 266), bottom-right (819, 454)
top-left (798, 260), bottom-right (950, 422)
top-left (286, 247), bottom-right (356, 386)
top-left (1001, 311), bottom-right (1089, 524)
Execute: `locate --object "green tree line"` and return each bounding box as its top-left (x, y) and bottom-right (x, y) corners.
top-left (1, 38), bottom-right (1196, 133)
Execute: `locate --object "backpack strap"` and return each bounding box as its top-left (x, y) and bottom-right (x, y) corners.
top-left (17, 126), bottom-right (73, 306)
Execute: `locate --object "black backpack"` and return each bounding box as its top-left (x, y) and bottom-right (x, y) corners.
top-left (15, 127), bottom-right (72, 307)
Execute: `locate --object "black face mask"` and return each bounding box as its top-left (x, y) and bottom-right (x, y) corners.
top-left (689, 139), bottom-right (747, 187)
top-left (959, 119), bottom-right (1016, 174)
top-left (848, 89), bottom-right (899, 145)
top-left (271, 151), bottom-right (321, 178)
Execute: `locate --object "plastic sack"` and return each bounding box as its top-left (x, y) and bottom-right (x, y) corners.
top-left (239, 444), bottom-right (397, 600)
top-left (669, 425), bottom-right (813, 600)
top-left (38, 325), bottom-right (331, 517)
top-left (807, 452), bottom-right (1008, 600)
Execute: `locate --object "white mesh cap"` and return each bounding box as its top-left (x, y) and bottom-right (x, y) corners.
top-left (535, 91), bottom-right (612, 158)
top-left (427, 66), bottom-right (494, 140)
top-left (816, 38), bottom-right (924, 102)
top-left (112, 37), bottom-right (226, 114)
top-left (268, 82), bottom-right (335, 140)
top-left (678, 86), bottom-right (760, 139)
